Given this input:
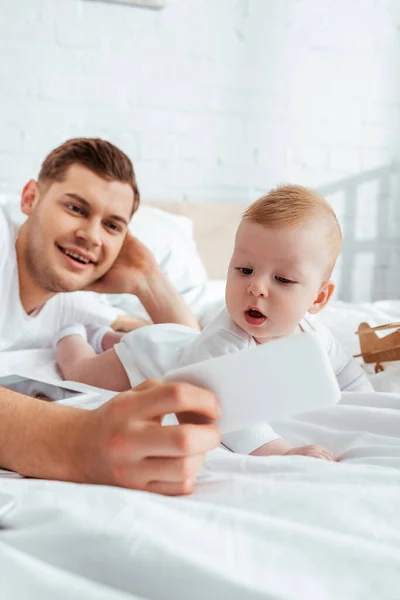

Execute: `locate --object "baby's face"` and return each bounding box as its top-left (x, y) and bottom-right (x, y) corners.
top-left (225, 220), bottom-right (332, 343)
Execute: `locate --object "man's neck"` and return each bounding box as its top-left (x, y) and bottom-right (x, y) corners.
top-left (15, 225), bottom-right (55, 315)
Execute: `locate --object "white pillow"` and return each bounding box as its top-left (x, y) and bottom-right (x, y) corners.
top-left (0, 194), bottom-right (25, 226)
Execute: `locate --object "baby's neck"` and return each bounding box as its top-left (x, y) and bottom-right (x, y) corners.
top-left (253, 323), bottom-right (302, 345)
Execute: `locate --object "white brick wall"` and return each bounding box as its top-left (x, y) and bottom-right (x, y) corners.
top-left (0, 0), bottom-right (399, 300)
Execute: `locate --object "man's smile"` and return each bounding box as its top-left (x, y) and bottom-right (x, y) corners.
top-left (56, 244), bottom-right (97, 270)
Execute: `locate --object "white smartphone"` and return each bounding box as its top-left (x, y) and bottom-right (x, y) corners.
top-left (164, 332), bottom-right (341, 434)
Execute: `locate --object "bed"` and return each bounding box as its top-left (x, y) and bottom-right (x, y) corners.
top-left (1, 200), bottom-right (400, 599)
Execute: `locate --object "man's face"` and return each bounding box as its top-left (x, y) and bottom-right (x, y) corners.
top-left (22, 164), bottom-right (134, 293)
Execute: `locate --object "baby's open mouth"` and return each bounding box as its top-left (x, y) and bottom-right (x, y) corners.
top-left (244, 308), bottom-right (267, 325)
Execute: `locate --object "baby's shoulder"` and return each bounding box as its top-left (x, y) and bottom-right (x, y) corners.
top-left (300, 314), bottom-right (336, 353)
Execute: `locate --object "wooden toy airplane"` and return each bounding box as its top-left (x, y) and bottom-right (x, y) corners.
top-left (354, 321), bottom-right (400, 372)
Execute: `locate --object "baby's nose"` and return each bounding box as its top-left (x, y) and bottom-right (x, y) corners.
top-left (248, 281), bottom-right (267, 297)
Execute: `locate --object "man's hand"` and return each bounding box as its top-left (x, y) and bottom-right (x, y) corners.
top-left (285, 445), bottom-right (337, 461)
top-left (88, 234), bottom-right (160, 296)
top-left (87, 233), bottom-right (200, 330)
top-left (76, 379), bottom-right (221, 495)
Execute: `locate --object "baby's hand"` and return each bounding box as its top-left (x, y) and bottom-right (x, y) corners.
top-left (285, 445), bottom-right (337, 462)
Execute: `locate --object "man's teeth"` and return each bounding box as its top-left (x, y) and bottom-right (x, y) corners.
top-left (63, 248), bottom-right (90, 264)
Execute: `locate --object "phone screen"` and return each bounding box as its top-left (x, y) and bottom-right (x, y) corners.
top-left (0, 374), bottom-right (84, 402)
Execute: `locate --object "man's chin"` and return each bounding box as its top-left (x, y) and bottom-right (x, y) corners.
top-left (44, 271), bottom-right (95, 294)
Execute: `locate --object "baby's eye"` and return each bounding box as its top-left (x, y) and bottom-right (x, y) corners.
top-left (237, 267), bottom-right (253, 276)
top-left (275, 276), bottom-right (295, 285)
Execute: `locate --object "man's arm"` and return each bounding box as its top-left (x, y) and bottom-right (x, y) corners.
top-left (133, 268), bottom-right (200, 330)
top-left (89, 235), bottom-right (200, 331)
top-left (0, 386), bottom-right (85, 481)
top-left (0, 381), bottom-right (221, 494)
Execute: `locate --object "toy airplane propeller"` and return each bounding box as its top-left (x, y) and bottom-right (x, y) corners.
top-left (354, 321), bottom-right (400, 372)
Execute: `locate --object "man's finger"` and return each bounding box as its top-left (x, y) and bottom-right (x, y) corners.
top-left (132, 379), bottom-right (162, 392)
top-left (118, 381), bottom-right (221, 422)
top-left (139, 455), bottom-right (206, 483)
top-left (145, 454), bottom-right (205, 481)
top-left (110, 421), bottom-right (221, 458)
top-left (146, 479), bottom-right (195, 496)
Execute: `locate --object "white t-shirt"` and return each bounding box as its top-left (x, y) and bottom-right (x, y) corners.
top-left (0, 206), bottom-right (122, 352)
top-left (115, 306), bottom-right (372, 454)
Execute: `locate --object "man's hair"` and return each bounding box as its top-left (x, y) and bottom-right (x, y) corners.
top-left (243, 184), bottom-right (342, 274)
top-left (38, 138), bottom-right (140, 214)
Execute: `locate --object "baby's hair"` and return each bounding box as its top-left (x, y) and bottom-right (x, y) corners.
top-left (243, 184), bottom-right (342, 275)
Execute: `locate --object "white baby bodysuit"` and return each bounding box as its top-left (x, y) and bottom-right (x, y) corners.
top-left (114, 306), bottom-right (372, 454)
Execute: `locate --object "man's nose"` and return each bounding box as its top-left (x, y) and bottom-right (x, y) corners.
top-left (76, 220), bottom-right (102, 247)
top-left (248, 280), bottom-right (268, 298)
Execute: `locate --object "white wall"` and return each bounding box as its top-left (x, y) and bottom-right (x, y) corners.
top-left (0, 0), bottom-right (400, 299)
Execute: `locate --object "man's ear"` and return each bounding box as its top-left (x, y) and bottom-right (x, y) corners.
top-left (308, 280), bottom-right (335, 315)
top-left (21, 180), bottom-right (40, 216)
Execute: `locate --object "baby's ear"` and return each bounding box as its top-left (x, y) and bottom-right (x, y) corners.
top-left (308, 280), bottom-right (335, 314)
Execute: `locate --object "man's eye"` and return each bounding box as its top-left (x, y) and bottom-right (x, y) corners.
top-left (237, 267), bottom-right (253, 275)
top-left (105, 222), bottom-right (122, 233)
top-left (106, 223), bottom-right (121, 232)
top-left (67, 204), bottom-right (85, 215)
top-left (275, 276), bottom-right (294, 285)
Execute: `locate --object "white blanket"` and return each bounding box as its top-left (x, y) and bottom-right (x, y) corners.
top-left (1, 391), bottom-right (400, 600)
top-left (2, 299), bottom-right (400, 598)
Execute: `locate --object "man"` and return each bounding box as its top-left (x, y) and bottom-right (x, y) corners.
top-left (0, 138), bottom-right (220, 494)
top-left (1, 138), bottom-right (199, 352)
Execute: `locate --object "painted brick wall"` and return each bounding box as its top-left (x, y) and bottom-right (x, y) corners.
top-left (0, 0), bottom-right (399, 299)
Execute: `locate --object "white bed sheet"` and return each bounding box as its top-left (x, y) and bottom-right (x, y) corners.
top-left (2, 391), bottom-right (400, 600)
top-left (2, 300), bottom-right (400, 598)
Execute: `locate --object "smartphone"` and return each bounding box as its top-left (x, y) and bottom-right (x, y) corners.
top-left (164, 332), bottom-right (341, 434)
top-left (0, 374), bottom-right (85, 402)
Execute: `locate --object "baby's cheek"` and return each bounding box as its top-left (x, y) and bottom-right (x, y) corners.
top-left (225, 280), bottom-right (237, 308)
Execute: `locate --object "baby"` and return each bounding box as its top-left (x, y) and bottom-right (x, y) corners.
top-left (56, 184), bottom-right (372, 460)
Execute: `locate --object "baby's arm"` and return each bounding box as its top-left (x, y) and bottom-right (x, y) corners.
top-left (112, 315), bottom-right (151, 333)
top-left (315, 322), bottom-right (373, 392)
top-left (251, 440), bottom-right (337, 461)
top-left (102, 329), bottom-right (125, 351)
top-left (223, 424), bottom-right (336, 461)
top-left (336, 355), bottom-right (373, 392)
top-left (56, 331), bottom-right (130, 392)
